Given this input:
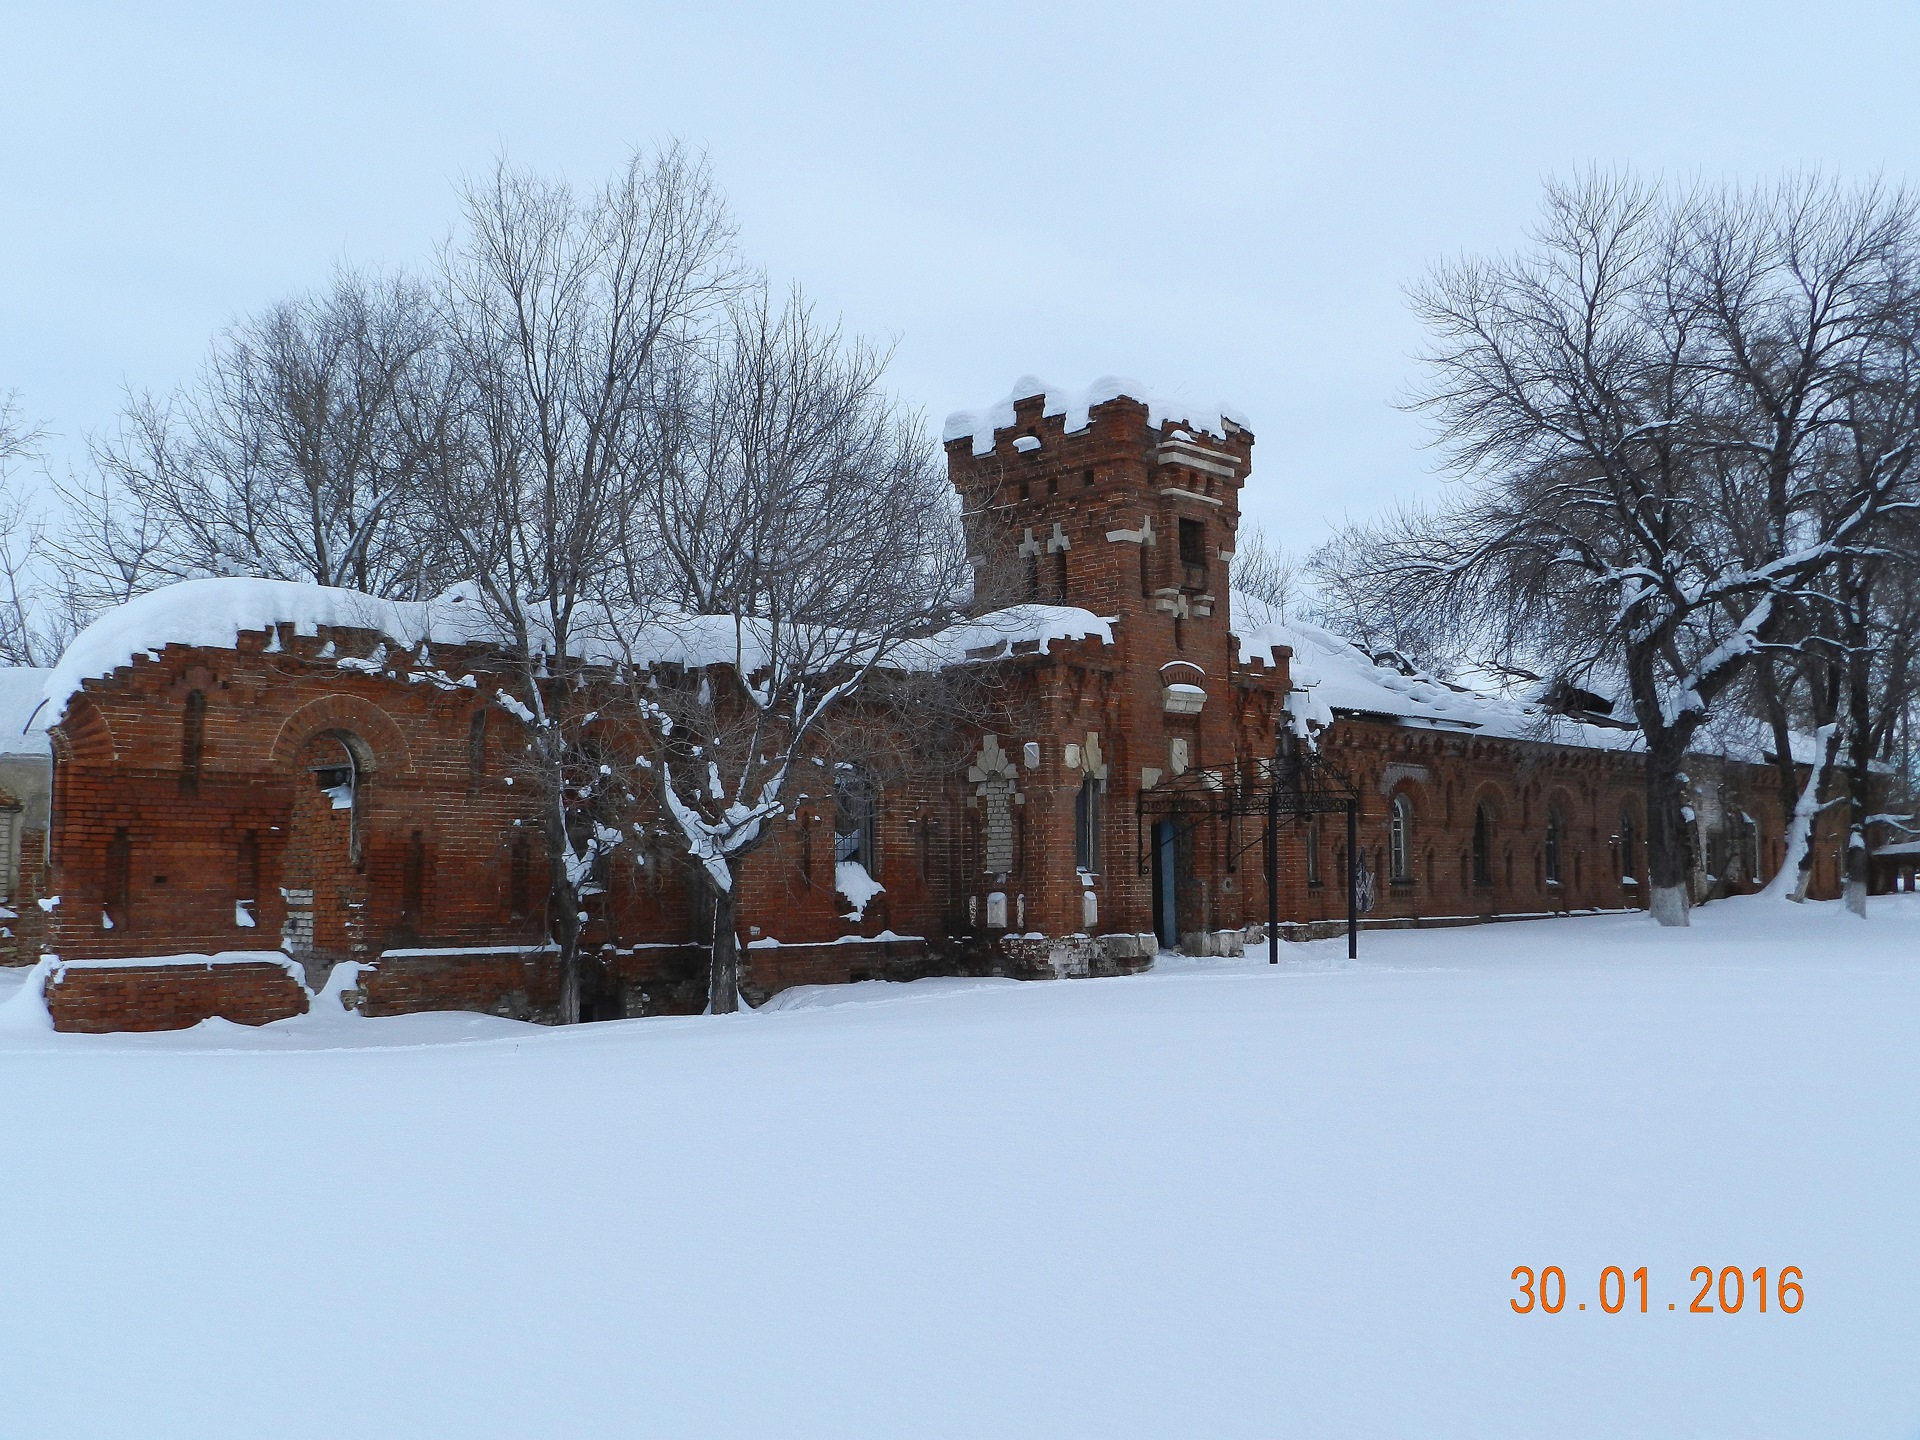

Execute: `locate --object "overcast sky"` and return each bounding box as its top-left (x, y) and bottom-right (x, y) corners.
top-left (7, 0), bottom-right (1920, 548)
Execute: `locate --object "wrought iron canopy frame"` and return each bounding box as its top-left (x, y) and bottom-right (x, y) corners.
top-left (1134, 736), bottom-right (1364, 961)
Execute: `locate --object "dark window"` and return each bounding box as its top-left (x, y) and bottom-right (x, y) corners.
top-left (1178, 517), bottom-right (1207, 565)
top-left (1053, 548), bottom-right (1068, 600)
top-left (1305, 814), bottom-right (1322, 886)
top-left (1472, 804), bottom-right (1493, 886)
top-left (105, 827), bottom-right (132, 931)
top-left (1619, 810), bottom-right (1637, 880)
top-left (180, 691), bottom-right (206, 795)
top-left (1074, 775), bottom-right (1103, 874)
top-left (834, 767), bottom-right (878, 874)
top-left (1139, 544), bottom-right (1152, 598)
top-left (1545, 807), bottom-right (1563, 886)
top-left (1082, 469), bottom-right (1095, 488)
top-left (237, 830), bottom-right (260, 903)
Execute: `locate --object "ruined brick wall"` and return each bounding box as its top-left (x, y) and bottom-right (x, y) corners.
top-left (45, 957), bottom-right (308, 1033)
top-left (45, 627), bottom-right (553, 972)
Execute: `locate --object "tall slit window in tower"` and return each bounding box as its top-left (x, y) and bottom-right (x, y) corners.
top-left (1074, 775), bottom-right (1103, 874)
top-left (1472, 803), bottom-right (1493, 886)
top-left (1545, 806), bottom-right (1563, 886)
top-left (1053, 546), bottom-right (1068, 600)
top-left (1178, 517), bottom-right (1207, 589)
top-left (1305, 813), bottom-right (1322, 886)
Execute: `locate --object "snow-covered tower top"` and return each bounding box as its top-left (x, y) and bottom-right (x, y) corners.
top-left (943, 376), bottom-right (1254, 626)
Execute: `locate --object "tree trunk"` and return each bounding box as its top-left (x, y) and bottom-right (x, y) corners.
top-left (708, 881), bottom-right (741, 1015)
top-left (1762, 721), bottom-right (1841, 903)
top-left (1757, 663), bottom-right (1802, 838)
top-left (1645, 732), bottom-right (1692, 927)
top-left (1845, 651), bottom-right (1874, 920)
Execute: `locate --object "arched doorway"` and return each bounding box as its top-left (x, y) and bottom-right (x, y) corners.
top-left (281, 729), bottom-right (375, 989)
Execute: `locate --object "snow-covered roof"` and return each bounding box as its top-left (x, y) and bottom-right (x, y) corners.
top-left (35, 576), bottom-right (1115, 728)
top-left (943, 376), bottom-right (1250, 458)
top-left (898, 605), bottom-right (1113, 667)
top-left (0, 667), bottom-right (53, 756)
top-left (1231, 594), bottom-right (1643, 752)
top-left (38, 578), bottom-right (501, 726)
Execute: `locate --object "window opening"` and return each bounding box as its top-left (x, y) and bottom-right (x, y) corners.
top-left (1389, 794), bottom-right (1412, 883)
top-left (1074, 775), bottom-right (1103, 874)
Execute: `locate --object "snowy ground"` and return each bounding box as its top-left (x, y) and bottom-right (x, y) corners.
top-left (4, 895), bottom-right (1919, 1439)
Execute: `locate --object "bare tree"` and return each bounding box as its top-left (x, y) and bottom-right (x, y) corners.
top-left (1229, 524), bottom-right (1301, 618)
top-left (1378, 172), bottom-right (1920, 925)
top-left (0, 394), bottom-right (75, 667)
top-left (619, 285), bottom-right (970, 1013)
top-left (62, 269), bottom-right (456, 610)
top-left (426, 144), bottom-right (739, 1023)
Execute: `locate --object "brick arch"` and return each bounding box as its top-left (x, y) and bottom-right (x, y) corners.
top-left (1468, 781), bottom-right (1510, 823)
top-left (269, 693), bottom-right (413, 774)
top-left (52, 693), bottom-right (115, 765)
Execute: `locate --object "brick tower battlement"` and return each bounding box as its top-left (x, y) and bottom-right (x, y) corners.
top-left (942, 379), bottom-right (1254, 634)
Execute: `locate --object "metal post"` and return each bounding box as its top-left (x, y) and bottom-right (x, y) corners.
top-left (1346, 800), bottom-right (1359, 959)
top-left (1267, 781), bottom-right (1280, 963)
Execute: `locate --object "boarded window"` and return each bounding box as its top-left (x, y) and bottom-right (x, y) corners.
top-left (509, 832), bottom-right (532, 921)
top-left (105, 827), bottom-right (132, 931)
top-left (467, 710), bottom-right (489, 791)
top-left (402, 830), bottom-right (426, 925)
top-left (180, 691), bottom-right (206, 795)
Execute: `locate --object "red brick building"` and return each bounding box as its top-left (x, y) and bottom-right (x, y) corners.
top-left (8, 379), bottom-right (1831, 1031)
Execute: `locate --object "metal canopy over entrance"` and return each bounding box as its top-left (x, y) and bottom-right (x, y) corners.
top-left (1136, 731), bottom-right (1365, 961)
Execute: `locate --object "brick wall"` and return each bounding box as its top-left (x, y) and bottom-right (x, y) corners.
top-left (46, 958), bottom-right (308, 1033)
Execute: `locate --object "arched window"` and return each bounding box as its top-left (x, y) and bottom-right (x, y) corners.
top-left (1472, 803), bottom-right (1493, 886)
top-left (1544, 806), bottom-right (1563, 887)
top-left (1074, 774), bottom-right (1103, 874)
top-left (1305, 813), bottom-right (1322, 886)
top-left (1619, 809), bottom-right (1637, 882)
top-left (1389, 794), bottom-right (1413, 883)
top-left (834, 765), bottom-right (878, 875)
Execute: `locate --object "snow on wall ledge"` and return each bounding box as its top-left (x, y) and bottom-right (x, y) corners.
top-left (943, 376), bottom-right (1251, 457)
